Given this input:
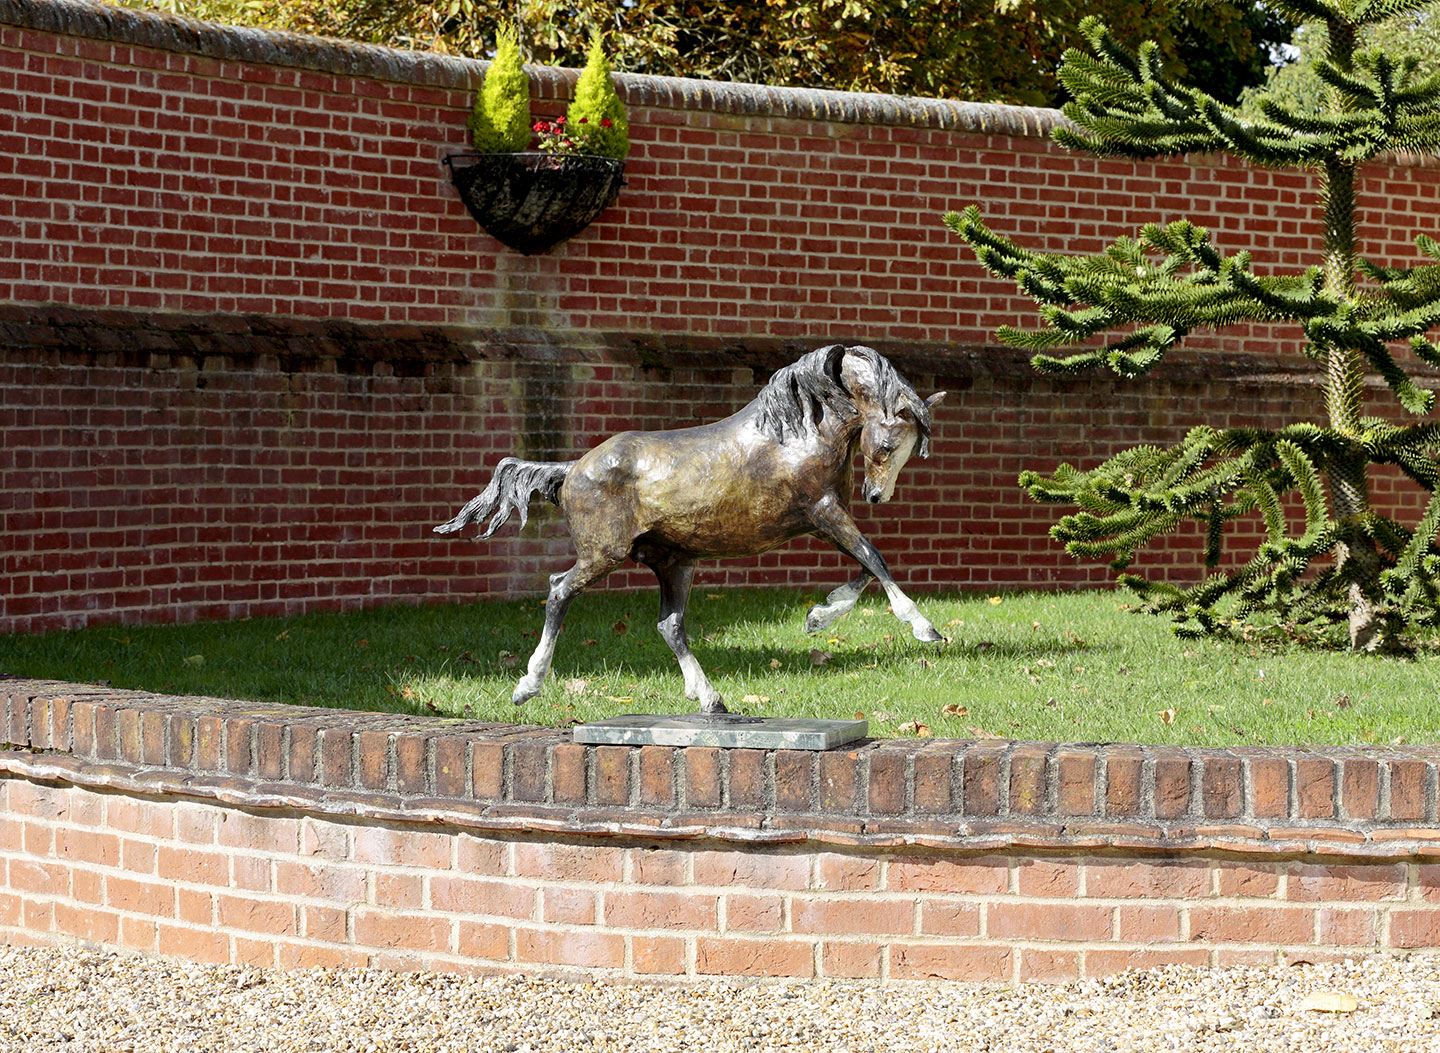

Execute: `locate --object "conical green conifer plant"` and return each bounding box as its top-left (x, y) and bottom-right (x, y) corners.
top-left (470, 25), bottom-right (531, 153)
top-left (566, 34), bottom-right (630, 159)
top-left (947, 0), bottom-right (1440, 650)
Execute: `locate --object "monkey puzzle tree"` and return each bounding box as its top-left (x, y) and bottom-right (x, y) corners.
top-left (947, 0), bottom-right (1440, 650)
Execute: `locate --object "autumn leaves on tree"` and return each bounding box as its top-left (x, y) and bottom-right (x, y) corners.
top-left (951, 0), bottom-right (1440, 650)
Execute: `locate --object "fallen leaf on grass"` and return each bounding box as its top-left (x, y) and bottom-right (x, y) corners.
top-left (853, 711), bottom-right (865, 721)
top-left (497, 650), bottom-right (518, 669)
top-left (742, 694), bottom-right (771, 705)
top-left (275, 630), bottom-right (289, 641)
top-left (768, 658), bottom-right (782, 670)
top-left (987, 596), bottom-right (1003, 605)
top-left (810, 649), bottom-right (832, 667)
top-left (564, 678), bottom-right (588, 697)
top-left (605, 696), bottom-right (633, 704)
top-left (706, 594), bottom-right (723, 599)
top-left (966, 725), bottom-right (1004, 740)
top-left (1334, 692), bottom-right (1352, 709)
top-left (182, 654), bottom-right (205, 668)
top-left (1299, 992), bottom-right (1359, 1013)
top-left (1158, 708), bottom-right (1177, 725)
top-left (941, 703), bottom-right (968, 716)
top-left (897, 721), bottom-right (932, 737)
top-left (871, 709), bottom-right (896, 723)
top-left (916, 658), bottom-right (933, 669)
top-left (943, 618), bottom-right (964, 628)
top-left (581, 639), bottom-right (598, 647)
top-left (612, 620), bottom-right (628, 636)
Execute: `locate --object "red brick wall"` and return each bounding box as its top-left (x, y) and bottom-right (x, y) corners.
top-left (3, 0), bottom-right (1440, 632)
top-left (4, 677), bottom-right (1440, 982)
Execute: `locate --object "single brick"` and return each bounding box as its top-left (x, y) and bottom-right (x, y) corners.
top-left (550, 742), bottom-right (587, 804)
top-left (1389, 759), bottom-right (1430, 821)
top-left (962, 744), bottom-right (1004, 816)
top-left (695, 937), bottom-right (813, 978)
top-left (355, 729), bottom-right (390, 792)
top-left (167, 714), bottom-right (198, 770)
top-left (683, 747), bottom-right (721, 809)
top-left (1151, 752), bottom-right (1192, 820)
top-left (93, 706), bottom-right (118, 761)
top-left (286, 724), bottom-right (317, 783)
top-left (727, 748), bottom-right (766, 809)
top-left (819, 750), bottom-right (859, 812)
top-left (47, 697), bottom-right (71, 752)
top-left (1249, 756), bottom-right (1290, 818)
top-left (255, 722), bottom-right (285, 781)
top-left (912, 749), bottom-right (954, 814)
top-left (1201, 756), bottom-right (1242, 819)
top-left (510, 737), bottom-right (548, 803)
top-left (1008, 744), bottom-right (1048, 815)
top-left (317, 728), bottom-right (352, 788)
top-left (1295, 756), bottom-right (1337, 820)
top-left (638, 745), bottom-right (676, 807)
top-left (471, 742), bottom-right (503, 800)
top-left (593, 745), bottom-right (631, 806)
top-left (773, 750), bottom-right (813, 812)
top-left (117, 709), bottom-right (142, 764)
top-left (889, 943), bottom-right (1011, 983)
top-left (394, 733), bottom-right (428, 795)
top-left (224, 717), bottom-right (255, 776)
top-left (1054, 749), bottom-right (1096, 817)
top-left (867, 749), bottom-right (907, 816)
top-left (433, 736), bottom-right (468, 798)
top-left (1340, 757), bottom-right (1379, 820)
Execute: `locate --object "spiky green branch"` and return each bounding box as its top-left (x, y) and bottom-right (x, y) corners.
top-left (948, 0), bottom-right (1440, 649)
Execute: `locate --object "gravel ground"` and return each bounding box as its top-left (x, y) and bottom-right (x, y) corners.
top-left (4, 945), bottom-right (1440, 1052)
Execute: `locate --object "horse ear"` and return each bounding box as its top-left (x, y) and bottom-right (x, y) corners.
top-left (926, 391), bottom-right (947, 408)
top-left (840, 350), bottom-right (880, 399)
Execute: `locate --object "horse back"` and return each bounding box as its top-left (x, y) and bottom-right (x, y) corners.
top-left (560, 419), bottom-right (841, 559)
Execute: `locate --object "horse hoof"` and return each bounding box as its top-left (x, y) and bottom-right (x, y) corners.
top-left (913, 624), bottom-right (944, 644)
top-left (700, 699), bottom-right (729, 715)
top-left (512, 679), bottom-right (542, 704)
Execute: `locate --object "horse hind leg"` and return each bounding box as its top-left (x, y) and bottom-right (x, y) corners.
top-left (804, 572), bottom-right (873, 634)
top-left (512, 557), bottom-right (619, 704)
top-left (646, 556), bottom-right (725, 713)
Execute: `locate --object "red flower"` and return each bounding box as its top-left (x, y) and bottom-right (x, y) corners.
top-left (599, 118), bottom-right (614, 128)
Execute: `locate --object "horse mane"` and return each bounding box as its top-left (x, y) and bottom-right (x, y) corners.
top-left (752, 344), bottom-right (935, 455)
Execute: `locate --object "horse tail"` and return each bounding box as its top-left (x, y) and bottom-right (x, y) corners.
top-left (433, 458), bottom-right (573, 539)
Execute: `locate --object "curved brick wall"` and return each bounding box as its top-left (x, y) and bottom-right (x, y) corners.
top-left (4, 676), bottom-right (1440, 982)
top-left (2, 0), bottom-right (1439, 632)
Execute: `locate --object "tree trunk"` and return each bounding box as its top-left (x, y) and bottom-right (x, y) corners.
top-left (1318, 21), bottom-right (1384, 649)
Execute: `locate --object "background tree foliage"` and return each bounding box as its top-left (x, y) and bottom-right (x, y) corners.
top-left (122, 0), bottom-right (1290, 106)
top-left (1238, 8), bottom-right (1440, 117)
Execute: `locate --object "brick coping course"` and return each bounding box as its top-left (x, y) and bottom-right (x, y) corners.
top-left (3, 676), bottom-right (1439, 861)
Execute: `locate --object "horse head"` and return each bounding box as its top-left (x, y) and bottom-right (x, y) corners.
top-left (839, 348), bottom-right (946, 504)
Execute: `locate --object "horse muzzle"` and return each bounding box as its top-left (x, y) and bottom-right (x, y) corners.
top-left (863, 482), bottom-right (883, 504)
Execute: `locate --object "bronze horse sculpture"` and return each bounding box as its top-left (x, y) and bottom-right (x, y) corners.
top-left (436, 344), bottom-right (946, 713)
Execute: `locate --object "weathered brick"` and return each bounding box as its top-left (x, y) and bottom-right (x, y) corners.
top-left (819, 750), bottom-right (859, 812)
top-left (773, 750), bottom-right (813, 812)
top-left (867, 748), bottom-right (907, 816)
top-left (1201, 756), bottom-right (1242, 819)
top-left (638, 745), bottom-right (675, 807)
top-left (683, 746), bottom-right (721, 809)
top-left (1054, 749), bottom-right (1096, 817)
top-left (1151, 751), bottom-right (1191, 820)
top-left (1008, 744), bottom-right (1048, 815)
top-left (912, 749), bottom-right (953, 814)
top-left (1295, 756), bottom-right (1336, 820)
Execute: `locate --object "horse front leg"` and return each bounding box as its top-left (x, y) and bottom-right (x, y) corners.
top-left (644, 554), bottom-right (726, 713)
top-left (809, 497), bottom-right (943, 644)
top-left (804, 572), bottom-right (873, 634)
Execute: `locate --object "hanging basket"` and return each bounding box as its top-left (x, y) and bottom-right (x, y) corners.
top-left (444, 152), bottom-right (626, 255)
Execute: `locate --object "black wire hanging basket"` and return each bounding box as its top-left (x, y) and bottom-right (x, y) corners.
top-left (444, 152), bottom-right (626, 255)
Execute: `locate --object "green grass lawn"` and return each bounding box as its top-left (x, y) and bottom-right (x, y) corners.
top-left (3, 588), bottom-right (1440, 747)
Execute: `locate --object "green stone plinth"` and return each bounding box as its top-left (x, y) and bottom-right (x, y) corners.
top-left (572, 713), bottom-right (868, 750)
